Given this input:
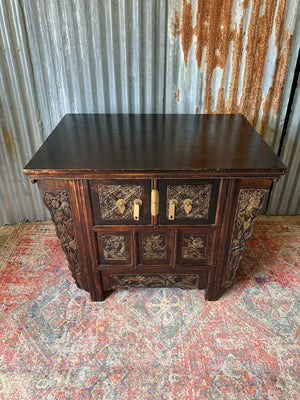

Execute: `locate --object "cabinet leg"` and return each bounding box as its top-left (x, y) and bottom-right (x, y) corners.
top-left (90, 291), bottom-right (105, 302)
top-left (205, 288), bottom-right (225, 301)
top-left (87, 271), bottom-right (105, 301)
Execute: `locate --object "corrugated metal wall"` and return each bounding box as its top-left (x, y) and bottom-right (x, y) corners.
top-left (268, 64), bottom-right (300, 214)
top-left (0, 0), bottom-right (299, 225)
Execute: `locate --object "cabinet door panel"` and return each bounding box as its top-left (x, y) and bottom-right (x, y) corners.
top-left (90, 179), bottom-right (151, 225)
top-left (136, 229), bottom-right (174, 266)
top-left (176, 229), bottom-right (215, 266)
top-left (158, 179), bottom-right (220, 225)
top-left (97, 231), bottom-right (132, 265)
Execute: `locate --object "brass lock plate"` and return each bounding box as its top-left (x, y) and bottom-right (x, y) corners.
top-left (151, 190), bottom-right (159, 216)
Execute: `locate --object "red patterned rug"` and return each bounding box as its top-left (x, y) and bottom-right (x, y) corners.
top-left (0, 218), bottom-right (299, 399)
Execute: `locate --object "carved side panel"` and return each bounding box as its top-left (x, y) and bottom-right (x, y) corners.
top-left (142, 234), bottom-right (168, 260)
top-left (166, 184), bottom-right (212, 219)
top-left (42, 190), bottom-right (83, 289)
top-left (224, 189), bottom-right (267, 288)
top-left (182, 235), bottom-right (207, 260)
top-left (98, 185), bottom-right (143, 220)
top-left (111, 274), bottom-right (199, 290)
top-left (101, 235), bottom-right (127, 261)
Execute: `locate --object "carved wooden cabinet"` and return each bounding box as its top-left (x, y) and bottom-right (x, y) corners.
top-left (24, 114), bottom-right (286, 301)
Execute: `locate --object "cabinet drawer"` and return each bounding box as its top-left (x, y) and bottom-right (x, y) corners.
top-left (136, 229), bottom-right (174, 266)
top-left (96, 231), bottom-right (133, 266)
top-left (158, 179), bottom-right (220, 225)
top-left (100, 271), bottom-right (208, 291)
top-left (90, 179), bottom-right (151, 225)
top-left (176, 229), bottom-right (215, 266)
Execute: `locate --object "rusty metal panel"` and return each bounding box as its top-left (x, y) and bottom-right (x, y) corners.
top-left (165, 0), bottom-right (298, 138)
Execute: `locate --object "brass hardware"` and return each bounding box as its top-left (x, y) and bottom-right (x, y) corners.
top-left (168, 199), bottom-right (178, 220)
top-left (116, 199), bottom-right (126, 214)
top-left (183, 198), bottom-right (193, 215)
top-left (133, 199), bottom-right (142, 220)
top-left (151, 190), bottom-right (159, 216)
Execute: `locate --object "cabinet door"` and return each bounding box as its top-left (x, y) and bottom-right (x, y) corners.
top-left (175, 228), bottom-right (215, 266)
top-left (90, 179), bottom-right (151, 225)
top-left (158, 179), bottom-right (220, 225)
top-left (136, 229), bottom-right (174, 267)
top-left (97, 230), bottom-right (132, 266)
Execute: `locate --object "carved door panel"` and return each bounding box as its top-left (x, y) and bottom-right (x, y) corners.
top-left (97, 230), bottom-right (132, 266)
top-left (175, 229), bottom-right (215, 266)
top-left (90, 179), bottom-right (151, 225)
top-left (158, 179), bottom-right (220, 225)
top-left (136, 229), bottom-right (174, 266)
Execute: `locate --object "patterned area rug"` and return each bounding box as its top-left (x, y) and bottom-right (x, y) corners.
top-left (0, 218), bottom-right (299, 400)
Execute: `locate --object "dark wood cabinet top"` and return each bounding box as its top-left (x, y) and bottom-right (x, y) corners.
top-left (24, 114), bottom-right (286, 178)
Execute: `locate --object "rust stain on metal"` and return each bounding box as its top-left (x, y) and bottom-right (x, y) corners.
top-left (171, 0), bottom-right (293, 135)
top-left (3, 131), bottom-right (17, 155)
top-left (181, 0), bottom-right (194, 66)
top-left (170, 9), bottom-right (181, 37)
top-left (240, 0), bottom-right (279, 128)
top-left (224, 16), bottom-right (244, 114)
top-left (175, 88), bottom-right (180, 101)
top-left (195, 106), bottom-right (199, 114)
top-left (194, 0), bottom-right (235, 112)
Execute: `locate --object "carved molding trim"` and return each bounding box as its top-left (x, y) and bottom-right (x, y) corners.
top-left (142, 234), bottom-right (168, 260)
top-left (111, 274), bottom-right (199, 290)
top-left (101, 234), bottom-right (127, 261)
top-left (42, 190), bottom-right (83, 289)
top-left (224, 189), bottom-right (267, 288)
top-left (167, 184), bottom-right (211, 219)
top-left (182, 235), bottom-right (207, 260)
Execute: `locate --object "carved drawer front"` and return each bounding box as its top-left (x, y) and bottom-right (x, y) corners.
top-left (100, 271), bottom-right (209, 292)
top-left (90, 179), bottom-right (151, 225)
top-left (97, 231), bottom-right (132, 265)
top-left (159, 179), bottom-right (220, 225)
top-left (136, 230), bottom-right (174, 266)
top-left (176, 229), bottom-right (214, 266)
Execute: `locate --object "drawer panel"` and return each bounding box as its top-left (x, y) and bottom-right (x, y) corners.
top-left (176, 228), bottom-right (215, 266)
top-left (90, 179), bottom-right (151, 225)
top-left (136, 229), bottom-right (174, 266)
top-left (100, 272), bottom-right (208, 291)
top-left (97, 231), bottom-right (132, 265)
top-left (158, 179), bottom-right (220, 225)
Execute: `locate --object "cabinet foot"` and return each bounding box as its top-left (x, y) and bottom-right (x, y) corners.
top-left (205, 288), bottom-right (225, 301)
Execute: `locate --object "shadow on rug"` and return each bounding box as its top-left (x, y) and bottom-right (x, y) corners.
top-left (0, 218), bottom-right (299, 399)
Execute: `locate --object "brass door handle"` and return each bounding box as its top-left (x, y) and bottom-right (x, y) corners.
top-left (116, 199), bottom-right (126, 214)
top-left (183, 198), bottom-right (193, 215)
top-left (133, 199), bottom-right (142, 220)
top-left (168, 199), bottom-right (178, 220)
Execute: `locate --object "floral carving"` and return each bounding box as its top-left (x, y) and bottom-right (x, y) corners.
top-left (224, 189), bottom-right (267, 288)
top-left (142, 234), bottom-right (168, 260)
top-left (182, 235), bottom-right (207, 260)
top-left (101, 235), bottom-right (127, 261)
top-left (98, 185), bottom-right (143, 220)
top-left (167, 184), bottom-right (211, 219)
top-left (42, 190), bottom-right (83, 288)
top-left (111, 274), bottom-right (199, 290)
